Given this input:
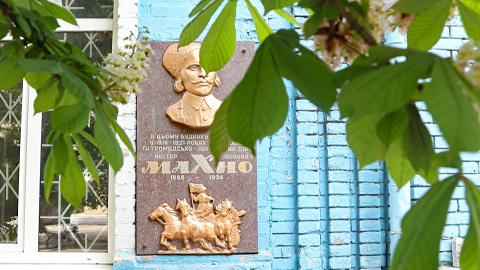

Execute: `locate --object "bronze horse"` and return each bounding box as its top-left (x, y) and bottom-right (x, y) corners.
top-left (215, 199), bottom-right (246, 251)
top-left (175, 198), bottom-right (225, 251)
top-left (148, 203), bottom-right (182, 252)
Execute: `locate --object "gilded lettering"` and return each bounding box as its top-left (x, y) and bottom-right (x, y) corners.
top-left (238, 161), bottom-right (253, 173)
top-left (172, 161), bottom-right (189, 173)
top-left (215, 161), bottom-right (237, 173)
top-left (141, 161), bottom-right (171, 174)
top-left (190, 154), bottom-right (214, 173)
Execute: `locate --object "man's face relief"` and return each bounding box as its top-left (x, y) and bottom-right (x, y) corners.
top-left (180, 49), bottom-right (217, 97)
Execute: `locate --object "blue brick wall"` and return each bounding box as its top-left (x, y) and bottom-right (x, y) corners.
top-left (294, 100), bottom-right (389, 270)
top-left (416, 100), bottom-right (478, 265)
top-left (410, 18), bottom-right (479, 266)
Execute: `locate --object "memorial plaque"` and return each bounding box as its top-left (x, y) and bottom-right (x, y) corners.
top-left (136, 41), bottom-right (257, 255)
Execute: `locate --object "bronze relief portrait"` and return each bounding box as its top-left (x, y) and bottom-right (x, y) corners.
top-left (163, 43), bottom-right (222, 129)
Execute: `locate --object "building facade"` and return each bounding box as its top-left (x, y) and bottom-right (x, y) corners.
top-left (0, 0), bottom-right (476, 269)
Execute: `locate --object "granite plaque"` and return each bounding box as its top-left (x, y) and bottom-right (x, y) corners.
top-left (136, 41), bottom-right (257, 255)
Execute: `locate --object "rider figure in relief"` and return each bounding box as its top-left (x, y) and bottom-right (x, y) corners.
top-left (191, 185), bottom-right (215, 222)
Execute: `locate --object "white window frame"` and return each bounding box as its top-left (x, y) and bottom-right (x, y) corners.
top-left (0, 1), bottom-right (119, 267)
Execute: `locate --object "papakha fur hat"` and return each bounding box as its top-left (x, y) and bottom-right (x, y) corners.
top-left (162, 42), bottom-right (202, 79)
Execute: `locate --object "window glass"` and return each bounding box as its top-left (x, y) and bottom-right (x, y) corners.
top-left (38, 114), bottom-right (109, 252)
top-left (38, 31), bottom-right (111, 252)
top-left (60, 0), bottom-right (114, 19)
top-left (0, 83), bottom-right (22, 244)
top-left (57, 32), bottom-right (113, 65)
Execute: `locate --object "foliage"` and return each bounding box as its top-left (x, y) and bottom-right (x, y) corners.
top-left (0, 0), bottom-right (149, 208)
top-left (0, 216), bottom-right (17, 242)
top-left (180, 0), bottom-right (480, 269)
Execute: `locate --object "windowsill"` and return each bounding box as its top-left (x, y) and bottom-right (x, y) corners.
top-left (0, 264), bottom-right (112, 270)
top-left (0, 251), bottom-right (113, 265)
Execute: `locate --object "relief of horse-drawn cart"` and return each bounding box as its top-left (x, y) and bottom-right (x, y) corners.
top-left (149, 183), bottom-right (246, 254)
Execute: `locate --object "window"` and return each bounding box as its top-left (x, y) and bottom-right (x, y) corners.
top-left (0, 0), bottom-right (116, 265)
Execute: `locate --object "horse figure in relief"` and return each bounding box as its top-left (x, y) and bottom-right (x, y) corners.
top-left (215, 199), bottom-right (246, 252)
top-left (148, 203), bottom-right (182, 252)
top-left (148, 183), bottom-right (247, 253)
top-left (175, 198), bottom-right (226, 251)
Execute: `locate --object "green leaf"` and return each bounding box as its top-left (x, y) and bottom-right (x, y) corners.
top-left (460, 178), bottom-right (480, 270)
top-left (303, 11), bottom-right (325, 37)
top-left (94, 102), bottom-right (123, 172)
top-left (346, 114), bottom-right (384, 168)
top-left (227, 37), bottom-right (288, 153)
top-left (14, 0), bottom-right (31, 9)
top-left (419, 166), bottom-right (438, 185)
top-left (79, 130), bottom-right (98, 147)
top-left (353, 46), bottom-right (409, 67)
top-left (189, 0), bottom-right (215, 17)
top-left (210, 96), bottom-right (232, 163)
top-left (302, 0), bottom-right (332, 37)
top-left (60, 64), bottom-right (94, 107)
top-left (0, 22), bottom-right (10, 40)
top-left (25, 72), bottom-right (51, 89)
top-left (0, 41), bottom-right (16, 58)
top-left (52, 134), bottom-right (69, 175)
top-left (274, 9), bottom-right (300, 26)
top-left (56, 85), bottom-right (80, 107)
top-left (43, 151), bottom-right (55, 202)
top-left (200, 0), bottom-right (237, 72)
top-left (246, 0), bottom-right (273, 42)
top-left (36, 0), bottom-right (77, 26)
top-left (342, 0), bottom-right (367, 18)
top-left (393, 0), bottom-right (442, 14)
top-left (433, 151), bottom-right (462, 170)
top-left (385, 135), bottom-right (416, 188)
top-left (269, 31), bottom-right (336, 112)
top-left (17, 16), bottom-right (31, 36)
top-left (72, 134), bottom-right (100, 185)
top-left (376, 107), bottom-right (409, 148)
top-left (458, 0), bottom-right (480, 40)
top-left (34, 79), bottom-right (59, 113)
top-left (338, 55), bottom-right (434, 119)
top-left (424, 58), bottom-right (480, 153)
top-left (461, 0), bottom-right (480, 13)
top-left (321, 1), bottom-right (339, 20)
top-left (17, 58), bottom-right (62, 73)
top-left (407, 0), bottom-right (451, 50)
top-left (61, 134), bottom-right (86, 208)
top-left (403, 104), bottom-right (434, 173)
top-left (179, 0), bottom-right (224, 47)
top-left (51, 103), bottom-right (90, 133)
top-left (261, 0), bottom-right (297, 14)
top-left (105, 111), bottom-right (137, 160)
top-left (391, 176), bottom-right (459, 270)
top-left (298, 0), bottom-right (317, 8)
top-left (0, 57), bottom-right (26, 89)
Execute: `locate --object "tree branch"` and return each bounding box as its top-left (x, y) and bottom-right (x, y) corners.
top-left (327, 0), bottom-right (378, 46)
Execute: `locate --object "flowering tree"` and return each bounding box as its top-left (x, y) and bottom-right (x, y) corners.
top-left (180, 0), bottom-right (480, 269)
top-left (0, 0), bottom-right (150, 207)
